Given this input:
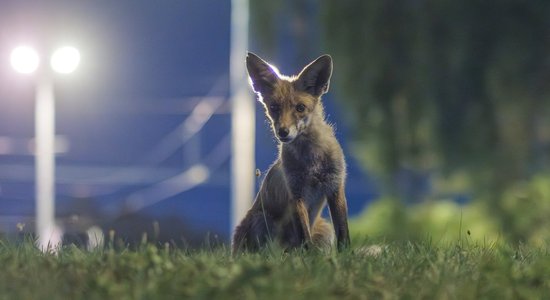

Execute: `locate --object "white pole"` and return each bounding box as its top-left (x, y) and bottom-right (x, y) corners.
top-left (35, 73), bottom-right (59, 251)
top-left (230, 0), bottom-right (255, 236)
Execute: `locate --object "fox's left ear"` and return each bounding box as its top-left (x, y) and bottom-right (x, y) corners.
top-left (296, 55), bottom-right (333, 97)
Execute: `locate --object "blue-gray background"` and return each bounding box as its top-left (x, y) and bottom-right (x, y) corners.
top-left (0, 1), bottom-right (375, 245)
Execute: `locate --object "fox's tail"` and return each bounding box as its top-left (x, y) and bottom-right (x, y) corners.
top-left (311, 218), bottom-right (335, 250)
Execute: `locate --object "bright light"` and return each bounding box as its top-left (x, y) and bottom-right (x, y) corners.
top-left (50, 46), bottom-right (80, 74)
top-left (10, 46), bottom-right (40, 74)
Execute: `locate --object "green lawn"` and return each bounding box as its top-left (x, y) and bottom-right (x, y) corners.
top-left (0, 239), bottom-right (549, 299)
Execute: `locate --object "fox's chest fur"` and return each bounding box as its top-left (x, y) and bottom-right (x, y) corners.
top-left (282, 126), bottom-right (344, 191)
top-left (280, 128), bottom-right (345, 225)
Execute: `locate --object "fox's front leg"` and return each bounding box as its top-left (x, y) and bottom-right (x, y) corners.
top-left (295, 199), bottom-right (312, 245)
top-left (327, 182), bottom-right (350, 251)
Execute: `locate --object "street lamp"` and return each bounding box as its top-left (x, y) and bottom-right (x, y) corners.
top-left (10, 45), bottom-right (80, 251)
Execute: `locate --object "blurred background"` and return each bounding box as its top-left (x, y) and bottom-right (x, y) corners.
top-left (0, 0), bottom-right (548, 248)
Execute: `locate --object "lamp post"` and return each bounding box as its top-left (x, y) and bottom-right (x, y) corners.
top-left (10, 45), bottom-right (80, 251)
top-left (230, 0), bottom-right (255, 237)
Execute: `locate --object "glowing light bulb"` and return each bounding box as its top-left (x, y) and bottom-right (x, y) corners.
top-left (50, 46), bottom-right (80, 74)
top-left (10, 46), bottom-right (40, 74)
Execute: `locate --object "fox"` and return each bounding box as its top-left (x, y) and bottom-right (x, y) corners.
top-left (231, 52), bottom-right (350, 254)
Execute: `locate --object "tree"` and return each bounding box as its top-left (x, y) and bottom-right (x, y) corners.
top-left (250, 0), bottom-right (550, 207)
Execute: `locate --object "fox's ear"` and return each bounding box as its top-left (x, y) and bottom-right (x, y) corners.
top-left (296, 55), bottom-right (332, 97)
top-left (246, 52), bottom-right (279, 96)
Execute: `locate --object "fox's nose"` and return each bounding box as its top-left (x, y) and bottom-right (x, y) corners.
top-left (278, 127), bottom-right (289, 138)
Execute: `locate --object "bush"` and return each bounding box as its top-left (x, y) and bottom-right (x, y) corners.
top-left (351, 197), bottom-right (501, 244)
top-left (501, 174), bottom-right (550, 246)
top-left (352, 174), bottom-right (550, 246)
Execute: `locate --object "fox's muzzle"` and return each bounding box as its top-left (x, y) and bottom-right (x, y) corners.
top-left (275, 125), bottom-right (297, 143)
top-left (278, 128), bottom-right (289, 138)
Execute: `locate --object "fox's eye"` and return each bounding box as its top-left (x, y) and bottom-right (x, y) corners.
top-left (296, 104), bottom-right (306, 113)
top-left (269, 104), bottom-right (280, 112)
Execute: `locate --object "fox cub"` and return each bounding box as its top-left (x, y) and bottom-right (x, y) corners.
top-left (232, 53), bottom-right (350, 253)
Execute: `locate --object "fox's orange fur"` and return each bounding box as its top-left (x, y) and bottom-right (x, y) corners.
top-left (232, 53), bottom-right (350, 253)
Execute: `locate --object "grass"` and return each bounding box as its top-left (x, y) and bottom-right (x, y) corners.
top-left (0, 238), bottom-right (549, 299)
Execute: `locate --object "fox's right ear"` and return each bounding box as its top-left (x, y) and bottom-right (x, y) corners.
top-left (246, 52), bottom-right (279, 95)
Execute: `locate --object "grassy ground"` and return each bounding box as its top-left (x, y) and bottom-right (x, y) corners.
top-left (0, 239), bottom-right (549, 299)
